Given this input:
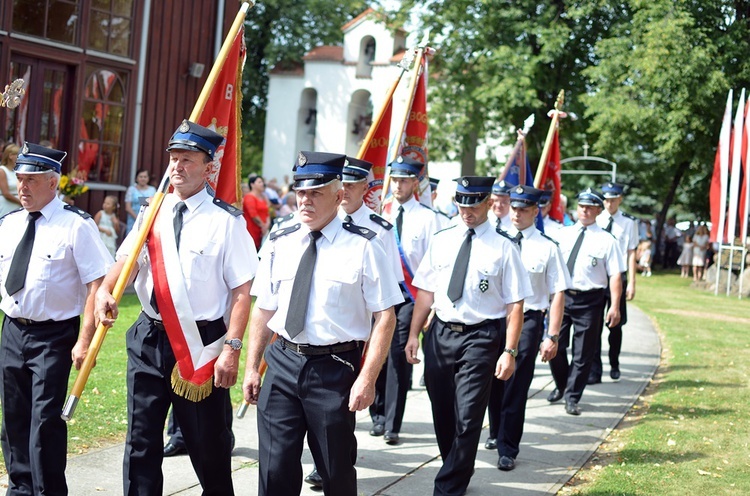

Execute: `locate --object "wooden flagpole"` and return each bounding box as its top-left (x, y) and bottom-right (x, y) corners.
top-left (62, 1), bottom-right (255, 422)
top-left (533, 90), bottom-right (565, 188)
top-left (497, 114), bottom-right (534, 182)
top-left (356, 70), bottom-right (407, 160)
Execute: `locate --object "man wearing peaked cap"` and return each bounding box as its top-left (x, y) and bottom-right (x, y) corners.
top-left (0, 142), bottom-right (113, 494)
top-left (405, 176), bottom-right (531, 495)
top-left (589, 182), bottom-right (638, 384)
top-left (546, 187), bottom-right (624, 416)
top-left (490, 180), bottom-right (512, 231)
top-left (243, 150), bottom-right (402, 495)
top-left (95, 119), bottom-right (257, 494)
top-left (300, 155), bottom-right (404, 488)
top-left (376, 155), bottom-right (440, 447)
top-left (484, 184), bottom-right (570, 470)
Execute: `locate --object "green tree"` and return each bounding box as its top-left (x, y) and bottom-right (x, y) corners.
top-left (583, 0), bottom-right (733, 245)
top-left (240, 0), bottom-right (368, 176)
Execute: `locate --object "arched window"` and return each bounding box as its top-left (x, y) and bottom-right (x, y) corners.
top-left (356, 36), bottom-right (376, 78)
top-left (296, 88), bottom-right (318, 153)
top-left (78, 67), bottom-right (127, 183)
top-left (346, 90), bottom-right (372, 156)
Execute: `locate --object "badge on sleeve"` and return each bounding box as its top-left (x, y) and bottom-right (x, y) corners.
top-left (591, 257), bottom-right (598, 267)
top-left (479, 279), bottom-right (489, 292)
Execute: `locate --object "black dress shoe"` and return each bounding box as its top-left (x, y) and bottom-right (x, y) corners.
top-left (304, 468), bottom-right (323, 488)
top-left (163, 442), bottom-right (187, 457)
top-left (547, 388), bottom-right (563, 402)
top-left (610, 368), bottom-right (621, 380)
top-left (497, 455), bottom-right (515, 471)
top-left (587, 375), bottom-right (602, 385)
top-left (565, 399), bottom-right (581, 416)
top-left (384, 431), bottom-right (400, 445)
top-left (369, 423), bottom-right (385, 436)
top-left (484, 438), bottom-right (497, 450)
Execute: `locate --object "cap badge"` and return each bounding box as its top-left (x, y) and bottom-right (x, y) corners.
top-left (21, 142), bottom-right (29, 155)
top-left (297, 152), bottom-right (307, 166)
top-left (515, 186), bottom-right (524, 194)
top-left (479, 279), bottom-right (489, 293)
top-left (178, 120), bottom-right (190, 133)
top-left (591, 258), bottom-right (598, 267)
top-left (462, 178), bottom-right (469, 187)
top-left (397, 156), bottom-right (404, 163)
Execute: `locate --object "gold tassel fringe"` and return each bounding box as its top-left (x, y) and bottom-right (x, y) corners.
top-left (171, 363), bottom-right (213, 402)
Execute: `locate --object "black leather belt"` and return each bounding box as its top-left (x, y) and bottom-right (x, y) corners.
top-left (524, 309), bottom-right (545, 316)
top-left (566, 288), bottom-right (606, 296)
top-left (278, 336), bottom-right (362, 356)
top-left (436, 317), bottom-right (500, 333)
top-left (143, 312), bottom-right (212, 330)
top-left (11, 317), bottom-right (56, 327)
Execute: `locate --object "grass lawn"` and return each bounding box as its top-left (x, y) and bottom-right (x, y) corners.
top-left (566, 271), bottom-right (750, 495)
top-left (0, 294), bottom-right (250, 469)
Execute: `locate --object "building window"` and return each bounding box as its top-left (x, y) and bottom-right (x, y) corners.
top-left (12, 0), bottom-right (81, 45)
top-left (356, 36), bottom-right (376, 78)
top-left (78, 66), bottom-right (127, 183)
top-left (88, 0), bottom-right (134, 56)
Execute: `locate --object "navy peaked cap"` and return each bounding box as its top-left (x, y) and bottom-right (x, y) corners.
top-left (167, 120), bottom-right (224, 160)
top-left (342, 157), bottom-right (373, 182)
top-left (510, 185), bottom-right (544, 208)
top-left (454, 176), bottom-right (494, 206)
top-left (389, 156), bottom-right (423, 178)
top-left (15, 142), bottom-right (66, 174)
top-left (576, 187), bottom-right (604, 208)
top-left (293, 151), bottom-right (345, 190)
top-left (601, 182), bottom-right (625, 198)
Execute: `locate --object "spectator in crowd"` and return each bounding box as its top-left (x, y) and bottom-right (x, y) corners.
top-left (692, 224), bottom-right (710, 281)
top-left (124, 169), bottom-right (156, 234)
top-left (242, 174), bottom-right (270, 250)
top-left (0, 143), bottom-right (21, 216)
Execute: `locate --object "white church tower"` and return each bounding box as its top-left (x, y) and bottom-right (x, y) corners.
top-left (262, 8), bottom-right (407, 183)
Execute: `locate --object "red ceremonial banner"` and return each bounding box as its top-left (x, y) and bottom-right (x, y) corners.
top-left (538, 129), bottom-right (564, 222)
top-left (361, 97), bottom-right (392, 212)
top-left (197, 27), bottom-right (246, 205)
top-left (400, 58), bottom-right (432, 207)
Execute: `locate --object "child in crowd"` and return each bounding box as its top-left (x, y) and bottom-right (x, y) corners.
top-left (638, 240), bottom-right (652, 277)
top-left (677, 235), bottom-right (693, 278)
top-left (95, 195), bottom-right (121, 258)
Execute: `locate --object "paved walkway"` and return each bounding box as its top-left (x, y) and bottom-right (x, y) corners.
top-left (2, 305), bottom-right (660, 495)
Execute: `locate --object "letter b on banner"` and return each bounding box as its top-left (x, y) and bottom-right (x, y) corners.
top-left (225, 84), bottom-right (233, 101)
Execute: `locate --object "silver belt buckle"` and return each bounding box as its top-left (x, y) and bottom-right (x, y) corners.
top-left (449, 323), bottom-right (464, 332)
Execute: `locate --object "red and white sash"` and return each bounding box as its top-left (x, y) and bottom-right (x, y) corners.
top-left (148, 198), bottom-right (223, 401)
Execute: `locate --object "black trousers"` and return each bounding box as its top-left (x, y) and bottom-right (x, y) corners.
top-left (590, 273), bottom-right (628, 379)
top-left (123, 312), bottom-right (233, 496)
top-left (368, 366), bottom-right (387, 427)
top-left (487, 310), bottom-right (544, 458)
top-left (0, 316), bottom-right (78, 496)
top-left (166, 393), bottom-right (234, 449)
top-left (424, 318), bottom-right (505, 496)
top-left (257, 339), bottom-right (362, 496)
top-left (548, 289), bottom-right (606, 403)
top-left (384, 299), bottom-right (414, 434)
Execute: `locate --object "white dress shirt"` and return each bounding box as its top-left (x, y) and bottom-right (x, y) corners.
top-left (252, 217), bottom-right (403, 345)
top-left (0, 197), bottom-right (113, 321)
top-left (383, 195), bottom-right (441, 279)
top-left (413, 218), bottom-right (532, 324)
top-left (597, 209), bottom-right (639, 262)
top-left (339, 202), bottom-right (403, 282)
top-left (118, 188), bottom-right (257, 322)
top-left (557, 222), bottom-right (624, 291)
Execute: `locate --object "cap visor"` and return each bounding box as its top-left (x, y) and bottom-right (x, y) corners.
top-left (14, 163), bottom-right (57, 174)
top-left (293, 178), bottom-right (337, 190)
top-left (455, 194), bottom-right (488, 207)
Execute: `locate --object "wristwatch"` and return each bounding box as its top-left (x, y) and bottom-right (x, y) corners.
top-left (224, 338), bottom-right (243, 351)
top-left (545, 334), bottom-right (560, 344)
top-left (504, 348), bottom-right (518, 358)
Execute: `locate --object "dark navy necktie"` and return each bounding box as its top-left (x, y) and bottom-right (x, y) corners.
top-left (447, 228), bottom-right (475, 303)
top-left (514, 231), bottom-right (523, 251)
top-left (285, 231), bottom-right (323, 338)
top-left (566, 227), bottom-right (586, 276)
top-left (5, 211), bottom-right (43, 296)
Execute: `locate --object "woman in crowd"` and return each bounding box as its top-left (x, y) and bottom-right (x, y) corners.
top-left (242, 174), bottom-right (270, 249)
top-left (0, 143), bottom-right (21, 217)
top-left (124, 168), bottom-right (156, 234)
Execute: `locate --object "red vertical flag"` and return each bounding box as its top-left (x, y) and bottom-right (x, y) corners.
top-left (537, 129), bottom-right (564, 222)
top-left (361, 96), bottom-right (392, 212)
top-left (399, 57), bottom-right (432, 207)
top-left (710, 90), bottom-right (732, 243)
top-left (196, 27), bottom-right (246, 206)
